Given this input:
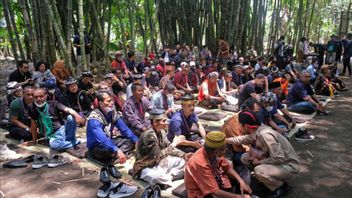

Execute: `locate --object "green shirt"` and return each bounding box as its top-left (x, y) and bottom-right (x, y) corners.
top-left (9, 98), bottom-right (31, 128)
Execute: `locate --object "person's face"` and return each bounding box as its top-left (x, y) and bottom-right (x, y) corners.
top-left (135, 79), bottom-right (142, 84)
top-left (255, 78), bottom-right (265, 87)
top-left (209, 76), bottom-right (218, 83)
top-left (20, 63), bottom-right (29, 73)
top-left (100, 95), bottom-right (114, 108)
top-left (14, 89), bottom-right (23, 97)
top-left (235, 67), bottom-right (242, 74)
top-left (182, 102), bottom-right (195, 115)
top-left (23, 88), bottom-right (34, 104)
top-left (225, 75), bottom-right (232, 82)
top-left (301, 73), bottom-right (311, 84)
top-left (215, 146), bottom-right (227, 158)
top-left (213, 62), bottom-right (218, 68)
top-left (67, 84), bottom-right (78, 93)
top-left (99, 84), bottom-right (109, 92)
top-left (133, 85), bottom-right (144, 100)
top-left (152, 118), bottom-right (168, 131)
top-left (200, 59), bottom-right (206, 65)
top-left (33, 89), bottom-right (47, 105)
top-left (243, 125), bottom-right (258, 135)
top-left (239, 57), bottom-right (244, 63)
top-left (105, 78), bottom-right (113, 86)
top-left (182, 66), bottom-right (190, 74)
top-left (83, 76), bottom-right (93, 84)
top-left (39, 64), bottom-right (46, 72)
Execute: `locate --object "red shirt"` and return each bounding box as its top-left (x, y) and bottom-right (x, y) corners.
top-left (185, 147), bottom-right (232, 197)
top-left (111, 60), bottom-right (127, 74)
top-left (155, 64), bottom-right (165, 75)
top-left (174, 71), bottom-right (188, 89)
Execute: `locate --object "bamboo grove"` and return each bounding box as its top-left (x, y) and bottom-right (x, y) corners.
top-left (1, 0), bottom-right (351, 75)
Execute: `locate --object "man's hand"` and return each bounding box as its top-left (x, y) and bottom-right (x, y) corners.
top-left (251, 157), bottom-right (261, 166)
top-left (277, 127), bottom-right (288, 133)
top-left (117, 150), bottom-right (127, 164)
top-left (184, 153), bottom-right (193, 162)
top-left (192, 141), bottom-right (202, 149)
top-left (21, 140), bottom-right (36, 146)
top-left (239, 179), bottom-right (252, 195)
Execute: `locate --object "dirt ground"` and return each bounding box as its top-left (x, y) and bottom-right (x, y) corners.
top-left (1, 78), bottom-right (352, 198)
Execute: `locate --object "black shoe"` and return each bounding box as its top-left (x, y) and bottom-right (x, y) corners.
top-left (269, 183), bottom-right (290, 198)
top-left (100, 167), bottom-right (111, 184)
top-left (317, 110), bottom-right (330, 116)
top-left (107, 164), bottom-right (122, 179)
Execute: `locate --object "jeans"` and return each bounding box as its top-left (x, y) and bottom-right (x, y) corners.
top-left (50, 115), bottom-right (80, 151)
top-left (287, 101), bottom-right (316, 114)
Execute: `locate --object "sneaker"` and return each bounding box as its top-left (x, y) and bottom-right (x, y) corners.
top-left (0, 144), bottom-right (22, 162)
top-left (295, 129), bottom-right (315, 142)
top-left (107, 165), bottom-right (122, 179)
top-left (32, 154), bottom-right (50, 169)
top-left (48, 154), bottom-right (68, 168)
top-left (97, 182), bottom-right (119, 198)
top-left (100, 167), bottom-right (111, 184)
top-left (109, 182), bottom-right (138, 198)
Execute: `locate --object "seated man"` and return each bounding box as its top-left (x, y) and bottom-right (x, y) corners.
top-left (86, 92), bottom-right (138, 163)
top-left (126, 74), bottom-right (143, 99)
top-left (132, 109), bottom-right (189, 186)
top-left (6, 81), bottom-right (23, 106)
top-left (185, 131), bottom-right (252, 198)
top-left (151, 83), bottom-right (176, 117)
top-left (287, 70), bottom-right (328, 115)
top-left (26, 87), bottom-right (83, 151)
top-left (314, 65), bottom-right (338, 96)
top-left (237, 73), bottom-right (268, 108)
top-left (8, 86), bottom-right (34, 141)
top-left (198, 72), bottom-right (226, 108)
top-left (168, 95), bottom-right (206, 153)
top-left (77, 71), bottom-right (94, 92)
top-left (9, 60), bottom-right (33, 87)
top-left (270, 82), bottom-right (315, 142)
top-left (59, 78), bottom-right (87, 118)
top-left (227, 111), bottom-right (300, 198)
top-left (122, 83), bottom-right (153, 136)
top-left (173, 62), bottom-right (193, 94)
top-left (232, 64), bottom-right (244, 89)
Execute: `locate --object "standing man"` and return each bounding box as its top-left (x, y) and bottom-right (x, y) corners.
top-left (74, 31), bottom-right (92, 70)
top-left (341, 33), bottom-right (352, 76)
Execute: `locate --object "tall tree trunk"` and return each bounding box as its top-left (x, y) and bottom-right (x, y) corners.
top-left (105, 0), bottom-right (113, 72)
top-left (2, 0), bottom-right (19, 63)
top-left (45, 0), bottom-right (66, 59)
top-left (306, 0), bottom-right (316, 38)
top-left (65, 0), bottom-right (73, 74)
top-left (19, 0), bottom-right (39, 63)
top-left (128, 0), bottom-right (136, 51)
top-left (8, 2), bottom-right (26, 60)
top-left (78, 0), bottom-right (86, 72)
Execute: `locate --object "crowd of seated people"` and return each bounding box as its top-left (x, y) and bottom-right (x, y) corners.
top-left (4, 35), bottom-right (350, 197)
